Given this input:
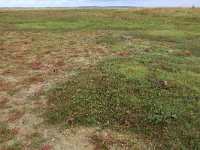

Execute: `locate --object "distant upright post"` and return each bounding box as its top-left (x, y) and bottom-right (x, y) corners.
top-left (36, 0), bottom-right (38, 9)
top-left (192, 5), bottom-right (195, 9)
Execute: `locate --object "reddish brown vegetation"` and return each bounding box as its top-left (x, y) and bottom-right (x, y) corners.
top-left (39, 144), bottom-right (51, 150)
top-left (10, 128), bottom-right (20, 135)
top-left (25, 75), bottom-right (45, 84)
top-left (29, 62), bottom-right (44, 70)
top-left (118, 50), bottom-right (131, 56)
top-left (0, 79), bottom-right (14, 92)
top-left (184, 50), bottom-right (192, 56)
top-left (90, 134), bottom-right (128, 150)
top-left (0, 97), bottom-right (9, 109)
top-left (8, 110), bottom-right (24, 122)
top-left (25, 132), bottom-right (40, 140)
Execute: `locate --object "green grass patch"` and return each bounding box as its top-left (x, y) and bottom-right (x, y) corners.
top-left (114, 43), bottom-right (135, 51)
top-left (0, 63), bottom-right (6, 69)
top-left (107, 61), bottom-right (148, 80)
top-left (45, 53), bottom-right (200, 149)
top-left (95, 35), bottom-right (124, 45)
top-left (18, 19), bottom-right (92, 31)
top-left (175, 38), bottom-right (200, 56)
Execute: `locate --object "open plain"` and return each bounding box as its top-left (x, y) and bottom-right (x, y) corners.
top-left (0, 8), bottom-right (200, 149)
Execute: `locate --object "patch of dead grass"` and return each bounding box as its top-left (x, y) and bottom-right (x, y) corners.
top-left (8, 110), bottom-right (24, 122)
top-left (0, 97), bottom-right (9, 109)
top-left (90, 130), bottom-right (150, 150)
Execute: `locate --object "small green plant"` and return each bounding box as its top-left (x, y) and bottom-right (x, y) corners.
top-left (0, 63), bottom-right (5, 69)
top-left (149, 106), bottom-right (175, 124)
top-left (0, 123), bottom-right (15, 143)
top-left (3, 140), bottom-right (24, 150)
top-left (95, 35), bottom-right (124, 45)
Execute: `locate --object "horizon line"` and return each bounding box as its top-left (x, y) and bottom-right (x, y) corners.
top-left (0, 6), bottom-right (199, 8)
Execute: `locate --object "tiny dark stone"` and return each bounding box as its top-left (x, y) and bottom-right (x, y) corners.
top-left (157, 80), bottom-right (169, 89)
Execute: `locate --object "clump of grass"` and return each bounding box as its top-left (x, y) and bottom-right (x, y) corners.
top-left (113, 41), bottom-right (166, 53)
top-left (95, 35), bottom-right (124, 45)
top-left (0, 123), bottom-right (15, 144)
top-left (114, 43), bottom-right (135, 51)
top-left (90, 133), bottom-right (134, 150)
top-left (0, 63), bottom-right (6, 69)
top-left (175, 38), bottom-right (200, 56)
top-left (2, 140), bottom-right (23, 150)
top-left (45, 53), bottom-right (200, 149)
top-left (25, 132), bottom-right (48, 149)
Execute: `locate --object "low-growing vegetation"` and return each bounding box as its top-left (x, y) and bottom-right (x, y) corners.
top-left (46, 53), bottom-right (200, 149)
top-left (0, 123), bottom-right (16, 144)
top-left (0, 8), bottom-right (200, 149)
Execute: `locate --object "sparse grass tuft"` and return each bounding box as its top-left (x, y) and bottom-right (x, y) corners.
top-left (95, 35), bottom-right (124, 45)
top-left (26, 132), bottom-right (48, 149)
top-left (90, 133), bottom-right (134, 150)
top-left (0, 63), bottom-right (6, 69)
top-left (0, 123), bottom-right (15, 144)
top-left (175, 38), bottom-right (200, 56)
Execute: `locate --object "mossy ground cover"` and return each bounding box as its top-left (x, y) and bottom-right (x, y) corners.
top-left (46, 53), bottom-right (200, 149)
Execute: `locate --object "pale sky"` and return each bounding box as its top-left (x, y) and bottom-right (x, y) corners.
top-left (0, 0), bottom-right (200, 7)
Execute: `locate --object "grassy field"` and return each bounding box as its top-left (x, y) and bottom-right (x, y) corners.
top-left (0, 8), bottom-right (200, 149)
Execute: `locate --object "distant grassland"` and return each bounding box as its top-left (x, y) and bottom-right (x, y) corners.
top-left (1, 8), bottom-right (200, 56)
top-left (1, 8), bottom-right (200, 149)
